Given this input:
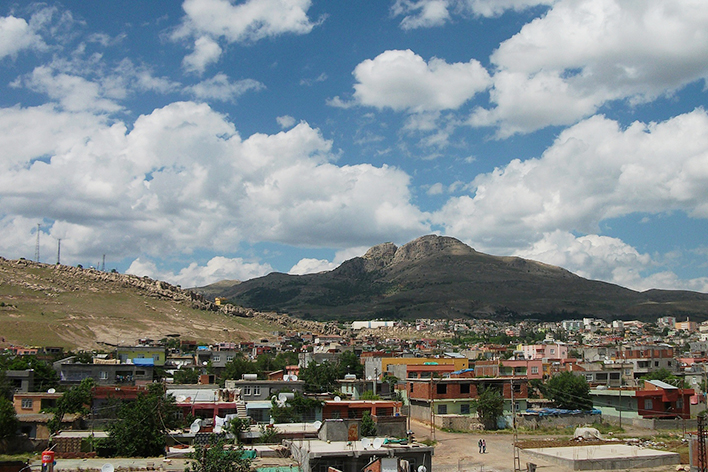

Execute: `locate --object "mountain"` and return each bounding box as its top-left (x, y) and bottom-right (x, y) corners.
top-left (201, 235), bottom-right (708, 322)
top-left (0, 257), bottom-right (331, 350)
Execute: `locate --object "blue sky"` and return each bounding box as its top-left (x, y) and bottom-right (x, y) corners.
top-left (1, 0), bottom-right (708, 292)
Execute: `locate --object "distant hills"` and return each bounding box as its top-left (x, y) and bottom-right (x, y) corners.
top-left (197, 235), bottom-right (708, 322)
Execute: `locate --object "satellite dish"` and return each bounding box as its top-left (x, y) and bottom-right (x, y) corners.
top-left (417, 466), bottom-right (427, 472)
top-left (362, 438), bottom-right (372, 449)
top-left (271, 395), bottom-right (277, 402)
top-left (189, 419), bottom-right (201, 434)
top-left (373, 437), bottom-right (384, 449)
top-left (290, 374), bottom-right (298, 381)
top-left (202, 361), bottom-right (208, 366)
top-left (312, 420), bottom-right (322, 430)
top-left (101, 464), bottom-right (114, 472)
top-left (334, 396), bottom-right (341, 402)
top-left (176, 395), bottom-right (187, 403)
top-left (47, 388), bottom-right (56, 394)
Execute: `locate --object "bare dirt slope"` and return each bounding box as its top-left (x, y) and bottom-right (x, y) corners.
top-left (0, 257), bottom-right (335, 350)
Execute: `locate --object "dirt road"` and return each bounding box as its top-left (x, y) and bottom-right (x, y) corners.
top-left (409, 420), bottom-right (681, 472)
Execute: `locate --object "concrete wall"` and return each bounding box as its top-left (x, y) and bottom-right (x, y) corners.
top-left (602, 413), bottom-right (696, 431)
top-left (516, 413), bottom-right (600, 430)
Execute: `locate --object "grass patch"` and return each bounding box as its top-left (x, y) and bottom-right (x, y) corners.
top-left (0, 452), bottom-right (37, 461)
top-left (419, 439), bottom-right (437, 446)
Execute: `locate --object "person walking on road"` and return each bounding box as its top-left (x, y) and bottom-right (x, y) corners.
top-left (482, 439), bottom-right (486, 453)
top-left (478, 439), bottom-right (483, 453)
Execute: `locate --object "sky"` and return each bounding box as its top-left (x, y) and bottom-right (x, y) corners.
top-left (1, 0), bottom-right (708, 293)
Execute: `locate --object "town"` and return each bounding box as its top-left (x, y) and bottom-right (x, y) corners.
top-left (2, 315), bottom-right (707, 471)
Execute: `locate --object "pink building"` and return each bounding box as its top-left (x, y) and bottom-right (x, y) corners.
top-left (519, 343), bottom-right (568, 360)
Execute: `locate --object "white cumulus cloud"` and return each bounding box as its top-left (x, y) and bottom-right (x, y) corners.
top-left (174, 0), bottom-right (319, 68)
top-left (126, 256), bottom-right (273, 287)
top-left (348, 49), bottom-right (490, 113)
top-left (0, 101), bottom-right (429, 268)
top-left (435, 109), bottom-right (708, 282)
top-left (0, 15), bottom-right (46, 59)
top-left (473, 0), bottom-right (708, 136)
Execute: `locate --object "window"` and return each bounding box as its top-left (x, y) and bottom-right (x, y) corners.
top-left (213, 355), bottom-right (220, 362)
top-left (227, 356), bottom-right (234, 362)
top-left (550, 349), bottom-right (555, 354)
top-left (668, 361), bottom-right (672, 367)
top-left (410, 383), bottom-right (414, 392)
top-left (99, 371), bottom-right (108, 380)
top-left (243, 386), bottom-right (251, 395)
top-left (585, 374), bottom-right (593, 381)
top-left (460, 383), bottom-right (470, 394)
top-left (460, 404), bottom-right (470, 415)
top-left (437, 404), bottom-right (447, 414)
top-left (436, 383), bottom-right (447, 394)
top-left (253, 386), bottom-right (261, 396)
top-left (645, 399), bottom-right (653, 411)
top-left (531, 366), bottom-right (539, 374)
top-left (21, 398), bottom-right (33, 409)
top-left (153, 354), bottom-right (160, 361)
top-left (654, 361), bottom-right (659, 367)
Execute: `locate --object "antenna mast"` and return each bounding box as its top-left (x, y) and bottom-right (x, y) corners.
top-left (102, 254), bottom-right (106, 272)
top-left (57, 239), bottom-right (61, 265)
top-left (35, 223), bottom-right (41, 262)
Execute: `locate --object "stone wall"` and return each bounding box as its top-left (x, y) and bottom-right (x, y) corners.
top-left (516, 413), bottom-right (600, 430)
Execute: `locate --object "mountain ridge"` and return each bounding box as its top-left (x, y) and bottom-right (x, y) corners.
top-left (197, 235), bottom-right (708, 322)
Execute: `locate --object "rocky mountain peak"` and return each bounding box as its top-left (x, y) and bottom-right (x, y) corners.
top-left (391, 234), bottom-right (474, 265)
top-left (362, 242), bottom-right (398, 270)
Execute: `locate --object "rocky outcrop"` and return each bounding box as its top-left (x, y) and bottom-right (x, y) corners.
top-left (391, 235), bottom-right (474, 265)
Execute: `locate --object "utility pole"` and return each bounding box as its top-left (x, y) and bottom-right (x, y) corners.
top-left (512, 378), bottom-right (521, 472)
top-left (35, 223), bottom-right (41, 262)
top-left (56, 239), bottom-right (61, 265)
top-left (101, 254), bottom-right (106, 272)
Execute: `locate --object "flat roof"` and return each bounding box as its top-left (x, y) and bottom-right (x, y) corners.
top-left (290, 439), bottom-right (434, 458)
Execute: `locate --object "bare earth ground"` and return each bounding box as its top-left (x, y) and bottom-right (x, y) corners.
top-left (409, 419), bottom-right (683, 472)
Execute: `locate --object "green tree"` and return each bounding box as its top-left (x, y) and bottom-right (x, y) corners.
top-left (48, 378), bottom-right (95, 433)
top-left (269, 391), bottom-right (322, 423)
top-left (544, 371), bottom-right (592, 410)
top-left (174, 369), bottom-right (200, 384)
top-left (360, 411), bottom-right (377, 437)
top-left (337, 350), bottom-right (364, 379)
top-left (222, 355), bottom-right (258, 382)
top-left (299, 361), bottom-right (340, 393)
top-left (103, 383), bottom-right (179, 457)
top-left (360, 390), bottom-right (380, 400)
top-left (7, 355), bottom-right (58, 391)
top-left (0, 397), bottom-right (19, 440)
top-left (642, 368), bottom-right (687, 388)
top-left (472, 386), bottom-right (504, 430)
top-left (187, 438), bottom-right (252, 472)
top-left (228, 418), bottom-right (251, 445)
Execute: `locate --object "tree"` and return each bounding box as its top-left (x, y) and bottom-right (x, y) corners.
top-left (6, 355), bottom-right (58, 391)
top-left (228, 418), bottom-right (251, 445)
top-left (337, 350), bottom-right (364, 379)
top-left (299, 361), bottom-right (340, 393)
top-left (642, 368), bottom-right (687, 388)
top-left (0, 397), bottom-right (18, 440)
top-left (102, 383), bottom-right (179, 457)
top-left (174, 368), bottom-right (200, 384)
top-left (360, 411), bottom-right (377, 437)
top-left (544, 371), bottom-right (592, 410)
top-left (222, 355), bottom-right (258, 382)
top-left (187, 438), bottom-right (252, 472)
top-left (269, 391), bottom-right (322, 423)
top-left (48, 378), bottom-right (95, 433)
top-left (472, 386), bottom-right (504, 430)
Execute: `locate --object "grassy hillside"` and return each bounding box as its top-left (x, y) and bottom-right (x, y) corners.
top-left (0, 258), bottom-right (286, 350)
